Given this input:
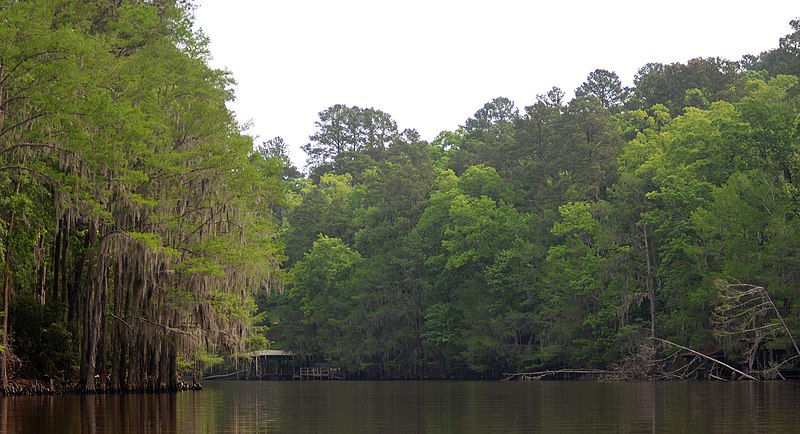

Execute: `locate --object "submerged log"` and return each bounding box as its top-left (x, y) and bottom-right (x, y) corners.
top-left (201, 370), bottom-right (246, 381)
top-left (501, 369), bottom-right (612, 381)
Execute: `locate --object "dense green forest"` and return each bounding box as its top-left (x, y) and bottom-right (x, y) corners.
top-left (2, 0), bottom-right (800, 392)
top-left (262, 18), bottom-right (800, 379)
top-left (0, 0), bottom-right (284, 393)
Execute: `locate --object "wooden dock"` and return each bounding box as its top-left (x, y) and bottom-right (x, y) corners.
top-left (237, 350), bottom-right (343, 380)
top-left (240, 350), bottom-right (297, 380)
top-left (293, 367), bottom-right (343, 380)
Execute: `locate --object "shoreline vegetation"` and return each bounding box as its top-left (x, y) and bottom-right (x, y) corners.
top-left (2, 330), bottom-right (797, 397)
top-left (2, 1), bottom-right (800, 394)
top-left (1, 379), bottom-right (202, 397)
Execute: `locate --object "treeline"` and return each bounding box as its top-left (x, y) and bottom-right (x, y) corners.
top-left (0, 0), bottom-right (283, 393)
top-left (264, 19), bottom-right (800, 379)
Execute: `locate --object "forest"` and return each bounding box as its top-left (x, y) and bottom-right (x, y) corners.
top-left (264, 18), bottom-right (800, 380)
top-left (2, 0), bottom-right (800, 393)
top-left (0, 0), bottom-right (284, 393)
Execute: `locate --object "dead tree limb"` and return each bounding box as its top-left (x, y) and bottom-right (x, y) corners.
top-left (501, 369), bottom-right (611, 381)
top-left (201, 370), bottom-right (245, 380)
top-left (653, 337), bottom-right (757, 380)
top-left (751, 284), bottom-right (800, 357)
top-left (714, 281), bottom-right (800, 373)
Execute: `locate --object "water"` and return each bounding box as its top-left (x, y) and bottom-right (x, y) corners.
top-left (4, 380), bottom-right (800, 433)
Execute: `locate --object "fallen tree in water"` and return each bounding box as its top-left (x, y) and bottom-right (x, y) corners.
top-left (712, 280), bottom-right (800, 378)
top-left (503, 333), bottom-right (789, 381)
top-left (652, 337), bottom-right (757, 380)
top-left (502, 369), bottom-right (611, 381)
top-left (201, 370), bottom-right (246, 381)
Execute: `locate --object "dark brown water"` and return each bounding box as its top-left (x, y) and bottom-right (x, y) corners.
top-left (3, 380), bottom-right (800, 433)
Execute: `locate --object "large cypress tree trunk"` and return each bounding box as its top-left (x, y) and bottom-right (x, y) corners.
top-left (157, 336), bottom-right (170, 391)
top-left (127, 335), bottom-right (141, 392)
top-left (149, 334), bottom-right (160, 392)
top-left (168, 346), bottom-right (178, 391)
top-left (0, 61), bottom-right (6, 393)
top-left (98, 279), bottom-right (108, 393)
top-left (0, 211), bottom-right (13, 391)
top-left (1, 173), bottom-right (22, 391)
top-left (80, 227), bottom-right (108, 393)
top-left (110, 260), bottom-right (125, 393)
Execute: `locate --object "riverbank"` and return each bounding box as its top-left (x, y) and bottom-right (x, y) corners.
top-left (1, 379), bottom-right (203, 396)
top-left (2, 379), bottom-right (70, 396)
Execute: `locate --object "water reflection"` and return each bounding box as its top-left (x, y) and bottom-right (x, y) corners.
top-left (4, 381), bottom-right (800, 433)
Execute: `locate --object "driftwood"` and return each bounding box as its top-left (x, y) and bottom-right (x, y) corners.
top-left (502, 369), bottom-right (611, 381)
top-left (653, 337), bottom-right (756, 380)
top-left (201, 370), bottom-right (245, 380)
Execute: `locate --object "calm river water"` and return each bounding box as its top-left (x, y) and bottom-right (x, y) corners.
top-left (3, 380), bottom-right (800, 433)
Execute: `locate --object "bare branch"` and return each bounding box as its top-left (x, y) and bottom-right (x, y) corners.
top-left (109, 313), bottom-right (134, 331)
top-left (135, 316), bottom-right (190, 335)
top-left (755, 285), bottom-right (800, 357)
top-left (653, 337), bottom-right (757, 380)
top-left (501, 369), bottom-right (611, 381)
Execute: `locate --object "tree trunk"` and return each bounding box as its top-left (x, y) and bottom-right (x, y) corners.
top-left (158, 336), bottom-right (170, 391)
top-left (98, 276), bottom-right (108, 393)
top-left (68, 232), bottom-right (91, 325)
top-left (52, 223), bottom-right (62, 304)
top-left (80, 229), bottom-right (105, 392)
top-left (110, 260), bottom-right (124, 393)
top-left (128, 334), bottom-right (142, 392)
top-left (1, 211), bottom-right (13, 391)
top-left (130, 272), bottom-right (146, 392)
top-left (1, 175), bottom-right (21, 391)
top-left (59, 221), bottom-right (70, 306)
top-left (148, 336), bottom-right (159, 392)
top-left (37, 236), bottom-right (46, 305)
top-left (642, 224), bottom-right (656, 337)
top-left (168, 346), bottom-right (178, 391)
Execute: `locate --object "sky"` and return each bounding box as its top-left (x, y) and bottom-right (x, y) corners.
top-left (193, 1), bottom-right (799, 168)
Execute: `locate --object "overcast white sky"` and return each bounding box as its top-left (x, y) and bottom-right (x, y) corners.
top-left (193, 1), bottom-right (799, 167)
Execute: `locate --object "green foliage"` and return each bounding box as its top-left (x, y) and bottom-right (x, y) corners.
top-left (263, 18), bottom-right (800, 379)
top-left (575, 69), bottom-right (628, 110)
top-left (283, 173), bottom-right (356, 264)
top-left (285, 235), bottom-right (363, 358)
top-left (633, 57), bottom-right (741, 115)
top-left (178, 349), bottom-right (225, 379)
top-left (302, 104), bottom-right (398, 174)
top-left (10, 296), bottom-right (76, 379)
top-left (6, 6), bottom-right (800, 383)
top-left (269, 44), bottom-right (800, 376)
top-left (0, 0), bottom-right (286, 390)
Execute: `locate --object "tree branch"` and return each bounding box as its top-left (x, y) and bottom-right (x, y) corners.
top-left (0, 112), bottom-right (49, 138)
top-left (109, 313), bottom-right (134, 331)
top-left (136, 316), bottom-right (190, 335)
top-left (756, 285), bottom-right (800, 357)
top-left (0, 142), bottom-right (78, 158)
top-left (0, 165), bottom-right (52, 182)
top-left (653, 337), bottom-right (757, 380)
